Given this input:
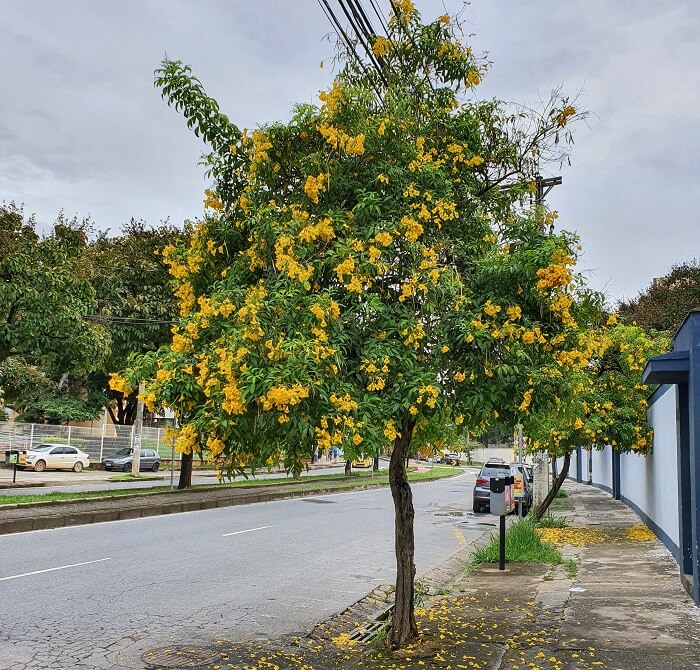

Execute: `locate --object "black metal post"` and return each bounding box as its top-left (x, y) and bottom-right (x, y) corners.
top-left (499, 515), bottom-right (506, 570)
top-left (12, 462), bottom-right (17, 484)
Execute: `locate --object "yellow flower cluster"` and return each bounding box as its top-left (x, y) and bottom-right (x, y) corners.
top-left (537, 262), bottom-right (573, 291)
top-left (250, 129), bottom-right (273, 165)
top-left (222, 380), bottom-right (246, 415)
top-left (203, 189), bottom-right (224, 212)
top-left (416, 385), bottom-right (439, 408)
top-left (330, 393), bottom-right (358, 412)
top-left (275, 235), bottom-right (313, 283)
top-left (318, 124), bottom-right (365, 156)
top-left (109, 373), bottom-right (131, 396)
top-left (161, 244), bottom-right (189, 280)
top-left (506, 305), bottom-right (522, 320)
top-left (384, 419), bottom-right (398, 442)
top-left (374, 231), bottom-right (393, 247)
top-left (318, 80), bottom-right (343, 117)
top-left (401, 216), bottom-right (424, 243)
top-left (171, 329), bottom-right (193, 354)
top-left (205, 435), bottom-right (225, 458)
top-left (518, 388), bottom-right (534, 413)
top-left (334, 257), bottom-right (355, 282)
top-left (466, 69), bottom-right (481, 87)
top-left (556, 105), bottom-right (576, 127)
top-left (260, 383), bottom-right (310, 413)
top-left (176, 424), bottom-right (199, 455)
top-left (299, 217), bottom-right (335, 243)
top-left (361, 356), bottom-right (390, 391)
top-left (402, 322), bottom-right (426, 349)
top-left (372, 36), bottom-right (391, 57)
top-left (484, 300), bottom-right (501, 317)
top-left (304, 173), bottom-right (329, 204)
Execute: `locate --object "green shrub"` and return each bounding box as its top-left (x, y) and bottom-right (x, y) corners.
top-left (469, 518), bottom-right (562, 568)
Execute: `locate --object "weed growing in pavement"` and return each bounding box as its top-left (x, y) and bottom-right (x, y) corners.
top-left (369, 624), bottom-right (388, 648)
top-left (413, 579), bottom-right (430, 607)
top-left (468, 517), bottom-right (562, 570)
top-left (564, 558), bottom-right (578, 578)
top-left (537, 513), bottom-right (569, 528)
top-left (555, 489), bottom-right (569, 498)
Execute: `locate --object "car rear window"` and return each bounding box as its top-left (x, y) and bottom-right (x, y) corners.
top-left (481, 465), bottom-right (510, 476)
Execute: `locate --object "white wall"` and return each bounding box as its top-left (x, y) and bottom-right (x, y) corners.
top-left (591, 447), bottom-right (613, 492)
top-left (620, 385), bottom-right (679, 549)
top-left (471, 447), bottom-right (517, 464)
top-left (563, 385), bottom-right (680, 555)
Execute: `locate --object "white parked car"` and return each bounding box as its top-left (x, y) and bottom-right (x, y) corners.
top-left (23, 444), bottom-right (91, 472)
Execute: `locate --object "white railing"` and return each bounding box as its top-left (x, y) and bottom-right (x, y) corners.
top-left (0, 421), bottom-right (180, 464)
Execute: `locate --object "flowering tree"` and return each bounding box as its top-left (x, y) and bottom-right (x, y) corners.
top-left (116, 2), bottom-right (588, 648)
top-left (524, 319), bottom-right (670, 518)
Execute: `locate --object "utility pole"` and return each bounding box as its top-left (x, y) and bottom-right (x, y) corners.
top-left (131, 381), bottom-right (144, 477)
top-left (535, 174), bottom-right (562, 206)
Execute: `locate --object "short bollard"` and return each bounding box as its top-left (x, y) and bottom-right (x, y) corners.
top-left (490, 475), bottom-right (515, 570)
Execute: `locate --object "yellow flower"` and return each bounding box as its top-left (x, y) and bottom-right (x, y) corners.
top-left (374, 231), bottom-right (393, 247)
top-left (484, 300), bottom-right (501, 317)
top-left (304, 173), bottom-right (329, 204)
top-left (506, 305), bottom-right (521, 320)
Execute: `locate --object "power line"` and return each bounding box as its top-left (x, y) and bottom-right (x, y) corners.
top-left (82, 314), bottom-right (177, 326)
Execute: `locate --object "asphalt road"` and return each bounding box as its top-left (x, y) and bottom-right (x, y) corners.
top-left (0, 469), bottom-right (489, 670)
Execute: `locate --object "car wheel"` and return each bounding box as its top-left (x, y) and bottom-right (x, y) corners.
top-left (123, 463), bottom-right (132, 472)
top-left (34, 460), bottom-right (46, 472)
top-left (151, 462), bottom-right (160, 472)
top-left (73, 461), bottom-right (83, 473)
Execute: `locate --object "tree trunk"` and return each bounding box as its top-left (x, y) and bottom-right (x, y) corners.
top-left (387, 417), bottom-right (418, 650)
top-left (535, 452), bottom-right (570, 520)
top-left (344, 459), bottom-right (352, 475)
top-left (178, 451), bottom-right (193, 489)
top-left (373, 451), bottom-right (379, 472)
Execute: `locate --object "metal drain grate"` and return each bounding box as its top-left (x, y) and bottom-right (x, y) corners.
top-left (346, 603), bottom-right (394, 644)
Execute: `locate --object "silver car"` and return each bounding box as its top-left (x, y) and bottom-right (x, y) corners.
top-left (473, 461), bottom-right (533, 514)
top-left (103, 448), bottom-right (161, 472)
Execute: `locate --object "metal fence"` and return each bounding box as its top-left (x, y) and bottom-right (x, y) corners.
top-left (0, 422), bottom-right (181, 464)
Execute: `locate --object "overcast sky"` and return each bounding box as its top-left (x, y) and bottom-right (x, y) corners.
top-left (1, 1), bottom-right (698, 304)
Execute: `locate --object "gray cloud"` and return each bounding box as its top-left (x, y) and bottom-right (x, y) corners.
top-left (1, 0), bottom-right (698, 303)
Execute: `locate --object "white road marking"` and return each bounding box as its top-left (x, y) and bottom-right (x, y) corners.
top-left (222, 525), bottom-right (274, 537)
top-left (0, 557), bottom-right (112, 581)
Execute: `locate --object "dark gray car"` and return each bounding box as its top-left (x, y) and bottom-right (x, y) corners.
top-left (473, 461), bottom-right (532, 514)
top-left (103, 448), bottom-right (161, 472)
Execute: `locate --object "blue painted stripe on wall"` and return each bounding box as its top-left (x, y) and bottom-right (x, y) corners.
top-left (647, 383), bottom-right (672, 407)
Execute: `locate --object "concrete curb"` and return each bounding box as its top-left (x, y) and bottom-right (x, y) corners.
top-left (0, 471), bottom-right (460, 535)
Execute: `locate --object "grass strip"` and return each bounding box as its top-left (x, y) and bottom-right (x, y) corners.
top-left (0, 465), bottom-right (458, 507)
top-left (469, 517), bottom-right (562, 570)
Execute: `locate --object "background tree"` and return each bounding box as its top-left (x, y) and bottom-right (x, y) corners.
top-left (0, 203), bottom-right (108, 372)
top-left (0, 203), bottom-right (109, 421)
top-left (0, 357), bottom-right (104, 424)
top-left (618, 258), bottom-right (700, 335)
top-left (524, 320), bottom-right (670, 518)
top-left (118, 2), bottom-right (587, 648)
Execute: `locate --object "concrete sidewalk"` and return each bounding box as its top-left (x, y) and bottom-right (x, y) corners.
top-left (140, 481), bottom-right (700, 670)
